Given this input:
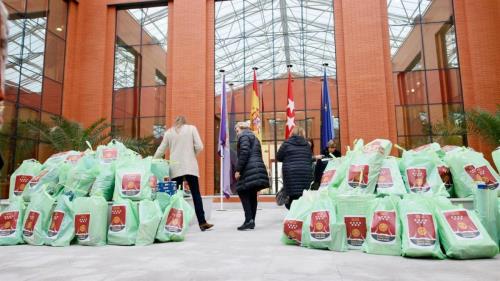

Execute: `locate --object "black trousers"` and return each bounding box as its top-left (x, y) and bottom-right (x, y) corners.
top-left (238, 189), bottom-right (258, 223)
top-left (173, 175), bottom-right (206, 225)
top-left (285, 195), bottom-right (301, 210)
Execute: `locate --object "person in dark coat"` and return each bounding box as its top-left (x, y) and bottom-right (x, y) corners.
top-left (313, 139), bottom-right (341, 187)
top-left (277, 127), bottom-right (313, 209)
top-left (234, 121), bottom-right (269, 231)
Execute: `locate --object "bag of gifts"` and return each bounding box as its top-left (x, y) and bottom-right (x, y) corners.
top-left (375, 157), bottom-right (407, 196)
top-left (399, 195), bottom-right (445, 259)
top-left (281, 191), bottom-right (314, 246)
top-left (0, 197), bottom-right (26, 245)
top-left (107, 198), bottom-right (139, 246)
top-left (136, 200), bottom-right (162, 246)
top-left (445, 148), bottom-right (499, 197)
top-left (399, 149), bottom-right (449, 197)
top-left (363, 196), bottom-right (402, 256)
top-left (339, 139), bottom-right (392, 194)
top-left (301, 189), bottom-right (347, 251)
top-left (22, 167), bottom-right (60, 202)
top-left (22, 191), bottom-right (55, 245)
top-left (9, 159), bottom-right (42, 201)
top-left (74, 196), bottom-right (108, 246)
top-left (42, 151), bottom-right (77, 169)
top-left (156, 190), bottom-right (194, 242)
top-left (63, 153), bottom-right (100, 198)
top-left (45, 195), bottom-right (75, 247)
top-left (434, 197), bottom-right (498, 259)
top-left (114, 156), bottom-right (155, 201)
top-left (319, 158), bottom-right (346, 190)
top-left (336, 194), bottom-right (376, 250)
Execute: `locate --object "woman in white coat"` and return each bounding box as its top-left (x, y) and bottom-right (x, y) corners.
top-left (154, 116), bottom-right (213, 231)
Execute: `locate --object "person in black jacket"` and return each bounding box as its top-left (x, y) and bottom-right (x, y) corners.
top-left (234, 121), bottom-right (269, 231)
top-left (313, 139), bottom-right (341, 187)
top-left (277, 127), bottom-right (313, 209)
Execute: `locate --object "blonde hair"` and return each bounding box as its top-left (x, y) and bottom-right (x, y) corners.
top-left (174, 115), bottom-right (186, 128)
top-left (234, 121), bottom-right (250, 131)
top-left (291, 126), bottom-right (305, 138)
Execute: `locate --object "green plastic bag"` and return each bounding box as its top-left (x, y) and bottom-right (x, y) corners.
top-left (115, 156), bottom-right (155, 201)
top-left (155, 192), bottom-right (173, 213)
top-left (434, 197), bottom-right (498, 259)
top-left (363, 196), bottom-right (402, 256)
top-left (336, 194), bottom-right (376, 249)
top-left (399, 195), bottom-right (445, 259)
top-left (339, 139), bottom-right (392, 194)
top-left (376, 157), bottom-right (407, 196)
top-left (319, 158), bottom-right (345, 190)
top-left (45, 195), bottom-right (75, 247)
top-left (108, 199), bottom-right (139, 246)
top-left (22, 191), bottom-right (55, 245)
top-left (444, 148), bottom-right (499, 198)
top-left (136, 200), bottom-right (162, 246)
top-left (493, 148), bottom-right (500, 173)
top-left (42, 151), bottom-right (74, 169)
top-left (301, 190), bottom-right (347, 251)
top-left (151, 159), bottom-right (170, 182)
top-left (0, 197), bottom-right (26, 245)
top-left (410, 143), bottom-right (443, 157)
top-left (156, 190), bottom-right (194, 242)
top-left (63, 153), bottom-right (100, 198)
top-left (74, 196), bottom-right (108, 246)
top-left (9, 159), bottom-right (42, 201)
top-left (281, 191), bottom-right (315, 246)
top-left (399, 150), bottom-right (449, 197)
top-left (23, 167), bottom-right (60, 202)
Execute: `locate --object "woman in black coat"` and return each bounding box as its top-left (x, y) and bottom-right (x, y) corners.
top-left (234, 121), bottom-right (269, 231)
top-left (276, 127), bottom-right (313, 209)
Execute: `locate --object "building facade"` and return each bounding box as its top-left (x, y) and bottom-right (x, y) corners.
top-left (1, 0), bottom-right (499, 198)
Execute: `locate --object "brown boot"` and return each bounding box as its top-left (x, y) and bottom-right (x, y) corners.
top-left (199, 223), bottom-right (214, 231)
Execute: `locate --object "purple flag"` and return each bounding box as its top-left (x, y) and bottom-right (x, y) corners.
top-left (218, 74), bottom-right (231, 198)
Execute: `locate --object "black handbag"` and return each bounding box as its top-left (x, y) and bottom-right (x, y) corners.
top-left (275, 188), bottom-right (288, 206)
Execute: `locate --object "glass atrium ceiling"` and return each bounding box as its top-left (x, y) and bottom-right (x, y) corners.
top-left (215, 0), bottom-right (335, 90)
top-left (128, 7), bottom-right (168, 50)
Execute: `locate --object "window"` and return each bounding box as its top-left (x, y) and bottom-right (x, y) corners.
top-left (215, 0), bottom-right (338, 194)
top-left (388, 0), bottom-right (465, 150)
top-left (112, 6), bottom-right (168, 142)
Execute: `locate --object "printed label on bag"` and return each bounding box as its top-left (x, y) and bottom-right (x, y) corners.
top-left (348, 165), bottom-right (369, 189)
top-left (464, 164), bottom-right (499, 189)
top-left (0, 211), bottom-right (19, 237)
top-left (370, 211), bottom-right (396, 243)
top-left (165, 208), bottom-right (184, 233)
top-left (75, 214), bottom-right (90, 241)
top-left (47, 211), bottom-right (65, 238)
top-left (310, 211), bottom-right (331, 241)
top-left (23, 211), bottom-right (40, 237)
top-left (65, 153), bottom-right (84, 164)
top-left (149, 176), bottom-right (158, 192)
top-left (443, 210), bottom-right (481, 239)
top-left (407, 213), bottom-right (436, 247)
top-left (109, 206), bottom-right (126, 232)
top-left (377, 168), bottom-right (394, 189)
top-left (121, 174), bottom-right (141, 196)
top-left (28, 170), bottom-right (48, 189)
top-left (320, 170), bottom-right (336, 187)
top-left (102, 148), bottom-right (118, 163)
top-left (14, 175), bottom-right (33, 195)
top-left (437, 165), bottom-right (453, 191)
top-left (344, 216), bottom-right (367, 248)
top-left (406, 168), bottom-right (430, 193)
top-left (363, 140), bottom-right (385, 155)
top-left (283, 219), bottom-right (303, 245)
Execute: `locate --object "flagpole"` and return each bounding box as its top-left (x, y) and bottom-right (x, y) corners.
top-left (218, 69), bottom-right (227, 211)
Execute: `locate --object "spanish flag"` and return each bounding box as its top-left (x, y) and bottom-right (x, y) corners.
top-left (250, 67), bottom-right (261, 140)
